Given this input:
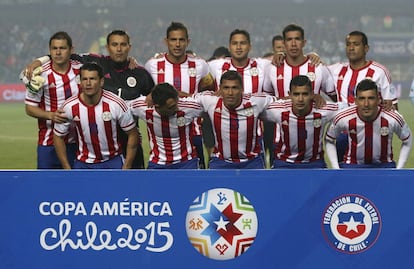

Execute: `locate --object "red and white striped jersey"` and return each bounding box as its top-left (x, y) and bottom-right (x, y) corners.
top-left (328, 61), bottom-right (396, 105)
top-left (326, 106), bottom-right (411, 165)
top-left (130, 96), bottom-right (203, 165)
top-left (25, 60), bottom-right (82, 145)
top-left (54, 91), bottom-right (136, 164)
top-left (208, 57), bottom-right (271, 94)
top-left (263, 57), bottom-right (337, 99)
top-left (262, 100), bottom-right (339, 163)
top-left (144, 53), bottom-right (209, 94)
top-left (145, 53), bottom-right (209, 136)
top-left (195, 92), bottom-right (275, 162)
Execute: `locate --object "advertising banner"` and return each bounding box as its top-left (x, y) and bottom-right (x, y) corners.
top-left (0, 170), bottom-right (413, 268)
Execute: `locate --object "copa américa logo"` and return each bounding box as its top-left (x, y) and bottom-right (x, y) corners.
top-left (322, 194), bottom-right (381, 254)
top-left (185, 188), bottom-right (258, 260)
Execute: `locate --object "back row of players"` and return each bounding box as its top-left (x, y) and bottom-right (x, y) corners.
top-left (22, 22), bottom-right (412, 169)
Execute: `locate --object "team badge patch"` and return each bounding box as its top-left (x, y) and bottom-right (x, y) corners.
top-left (313, 118), bottom-right (322, 128)
top-left (322, 194), bottom-right (381, 254)
top-left (307, 72), bottom-right (316, 82)
top-left (176, 116), bottom-right (186, 127)
top-left (188, 67), bottom-right (197, 77)
top-left (250, 67), bottom-right (258, 76)
top-left (102, 112), bottom-right (112, 121)
top-left (127, 77), bottom-right (137, 87)
top-left (380, 127), bottom-right (389, 136)
top-left (185, 188), bottom-right (258, 260)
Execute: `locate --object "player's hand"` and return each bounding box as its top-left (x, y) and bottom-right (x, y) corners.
top-left (313, 94), bottom-right (326, 108)
top-left (382, 100), bottom-right (394, 111)
top-left (145, 94), bottom-right (153, 107)
top-left (51, 109), bottom-right (68, 123)
top-left (306, 52), bottom-right (322, 66)
top-left (272, 52), bottom-right (285, 67)
top-left (127, 56), bottom-right (140, 69)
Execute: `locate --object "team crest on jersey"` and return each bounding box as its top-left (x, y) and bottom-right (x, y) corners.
top-left (176, 116), bottom-right (186, 127)
top-left (380, 127), bottom-right (389, 136)
top-left (313, 118), bottom-right (322, 128)
top-left (102, 112), bottom-right (112, 121)
top-left (307, 72), bottom-right (316, 82)
top-left (241, 107), bottom-right (254, 117)
top-left (250, 67), bottom-right (258, 76)
top-left (127, 77), bottom-right (137, 87)
top-left (158, 68), bottom-right (165, 74)
top-left (338, 75), bottom-right (344, 81)
top-left (185, 188), bottom-right (258, 260)
top-left (277, 74), bottom-right (284, 80)
top-left (322, 194), bottom-right (381, 254)
top-left (188, 67), bottom-right (197, 77)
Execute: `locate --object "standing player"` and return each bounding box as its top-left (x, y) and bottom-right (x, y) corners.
top-left (208, 29), bottom-right (270, 94)
top-left (263, 24), bottom-right (337, 102)
top-left (262, 75), bottom-right (341, 168)
top-left (130, 83), bottom-right (203, 169)
top-left (325, 79), bottom-right (412, 169)
top-left (21, 31), bottom-right (81, 169)
top-left (54, 62), bottom-right (139, 169)
top-left (195, 71), bottom-right (276, 169)
top-left (328, 31), bottom-right (396, 109)
top-left (26, 30), bottom-right (154, 169)
top-left (328, 30), bottom-right (397, 162)
top-left (145, 22), bottom-right (214, 169)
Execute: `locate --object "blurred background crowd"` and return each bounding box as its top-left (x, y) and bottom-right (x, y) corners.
top-left (1, 0), bottom-right (413, 97)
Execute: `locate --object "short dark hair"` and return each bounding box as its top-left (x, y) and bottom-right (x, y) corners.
top-left (229, 29), bottom-right (250, 44)
top-left (272, 34), bottom-right (283, 45)
top-left (347, 31), bottom-right (368, 46)
top-left (356, 79), bottom-right (378, 95)
top-left (80, 62), bottom-right (104, 79)
top-left (49, 31), bottom-right (73, 48)
top-left (290, 75), bottom-right (312, 92)
top-left (282, 24), bottom-right (304, 40)
top-left (106, 30), bottom-right (130, 45)
top-left (152, 83), bottom-right (178, 106)
top-left (166, 22), bottom-right (188, 39)
top-left (220, 70), bottom-right (243, 87)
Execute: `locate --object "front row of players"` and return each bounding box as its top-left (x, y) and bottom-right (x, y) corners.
top-left (52, 63), bottom-right (412, 169)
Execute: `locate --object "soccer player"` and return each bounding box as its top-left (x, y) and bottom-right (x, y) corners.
top-left (328, 31), bottom-right (396, 109)
top-left (325, 79), bottom-right (412, 169)
top-left (26, 30), bottom-right (154, 169)
top-left (144, 21), bottom-right (215, 169)
top-left (22, 31), bottom-right (81, 169)
top-left (195, 71), bottom-right (276, 169)
top-left (263, 24), bottom-right (337, 102)
top-left (53, 62), bottom-right (139, 169)
top-left (130, 83), bottom-right (203, 169)
top-left (208, 29), bottom-right (270, 94)
top-left (262, 75), bottom-right (341, 168)
top-left (328, 30), bottom-right (397, 162)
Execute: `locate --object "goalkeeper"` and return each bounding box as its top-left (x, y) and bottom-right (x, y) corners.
top-left (20, 31), bottom-right (80, 169)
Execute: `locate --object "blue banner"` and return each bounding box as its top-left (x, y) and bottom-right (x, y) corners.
top-left (0, 170), bottom-right (413, 268)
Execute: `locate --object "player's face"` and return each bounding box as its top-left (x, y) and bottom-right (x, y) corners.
top-left (220, 79), bottom-right (243, 110)
top-left (229, 34), bottom-right (251, 62)
top-left (273, 40), bottom-right (285, 54)
top-left (284, 31), bottom-right (306, 58)
top-left (80, 70), bottom-right (104, 98)
top-left (355, 89), bottom-right (380, 121)
top-left (49, 39), bottom-right (72, 67)
top-left (165, 29), bottom-right (189, 63)
top-left (289, 85), bottom-right (313, 116)
top-left (156, 98), bottom-right (178, 117)
top-left (346, 35), bottom-right (368, 63)
top-left (106, 34), bottom-right (131, 63)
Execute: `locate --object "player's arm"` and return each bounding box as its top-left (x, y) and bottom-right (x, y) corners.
top-left (325, 137), bottom-right (340, 169)
top-left (396, 134), bottom-right (413, 169)
top-left (122, 128), bottom-right (139, 169)
top-left (53, 134), bottom-right (71, 169)
top-left (26, 105), bottom-right (68, 123)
